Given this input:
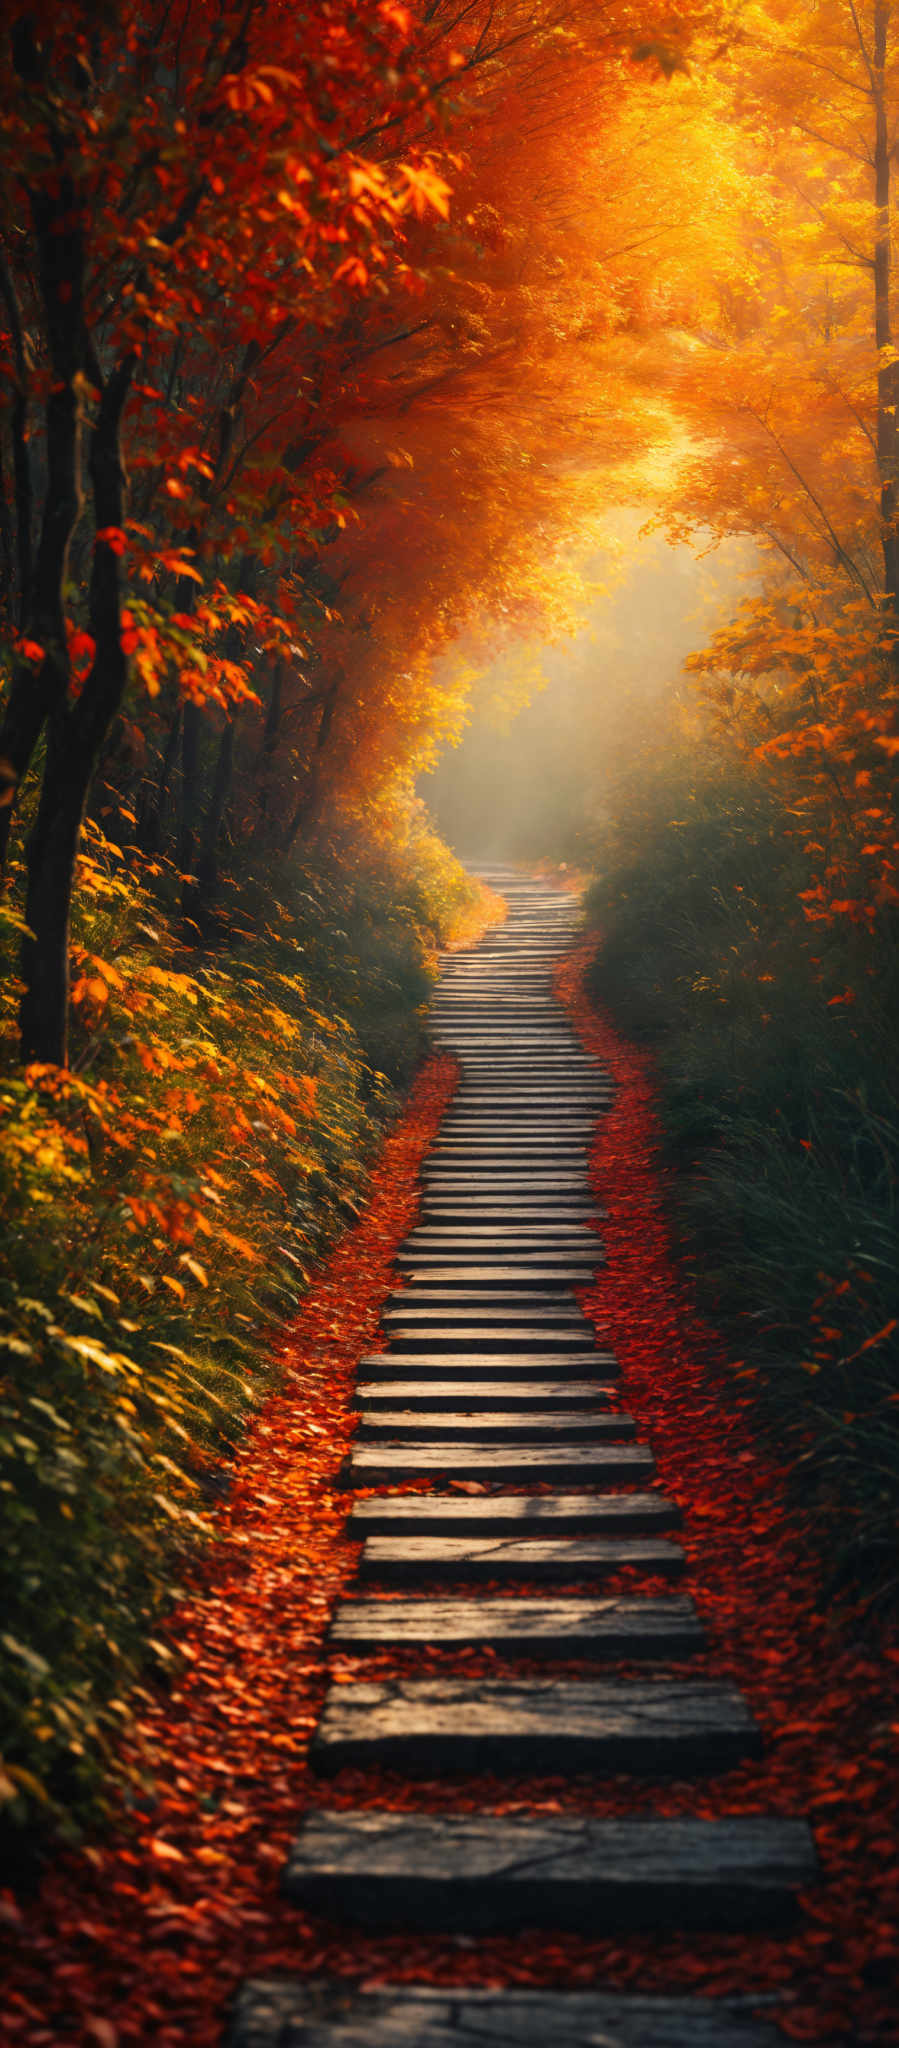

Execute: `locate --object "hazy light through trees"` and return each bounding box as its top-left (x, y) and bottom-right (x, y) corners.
top-left (420, 514), bottom-right (757, 861)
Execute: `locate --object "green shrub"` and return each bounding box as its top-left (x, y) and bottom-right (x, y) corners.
top-left (586, 769), bottom-right (899, 1616)
top-left (0, 812), bottom-right (483, 1837)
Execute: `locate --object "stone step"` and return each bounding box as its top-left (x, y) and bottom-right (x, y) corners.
top-left (384, 1288), bottom-right (585, 1307)
top-left (433, 1122), bottom-right (591, 1133)
top-left (399, 1244), bottom-right (599, 1261)
top-left (230, 1981), bottom-right (801, 2046)
top-left (356, 1532), bottom-right (684, 1583)
top-left (445, 1096), bottom-right (608, 1108)
top-left (420, 1194), bottom-right (599, 1206)
top-left (396, 1257), bottom-right (601, 1277)
top-left (355, 1379), bottom-right (617, 1409)
top-left (357, 1350), bottom-right (617, 1377)
top-left (394, 1263), bottom-right (601, 1283)
top-left (426, 1156), bottom-right (592, 1167)
top-left (434, 1036), bottom-right (582, 1046)
top-left (309, 1676), bottom-right (762, 1777)
top-left (279, 1812), bottom-right (816, 1937)
top-left (330, 1593), bottom-right (701, 1655)
top-left (422, 1175), bottom-right (595, 1189)
top-left (417, 1196), bottom-right (606, 1212)
top-left (382, 1304), bottom-right (588, 1324)
top-left (438, 1106), bottom-right (598, 1116)
top-left (382, 1327), bottom-right (595, 1351)
top-left (380, 1335), bottom-right (602, 1351)
top-left (440, 1058), bottom-right (592, 1067)
top-left (402, 1226), bottom-right (598, 1243)
top-left (345, 1442), bottom-right (655, 1484)
top-left (418, 1172), bottom-right (594, 1187)
top-left (346, 1489), bottom-right (677, 1536)
top-left (355, 1410), bottom-right (636, 1444)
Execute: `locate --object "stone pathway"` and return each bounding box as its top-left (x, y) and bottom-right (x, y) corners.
top-left (230, 874), bottom-right (818, 2047)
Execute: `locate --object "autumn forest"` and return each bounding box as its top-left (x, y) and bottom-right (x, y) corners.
top-left (1, 1), bottom-right (899, 2041)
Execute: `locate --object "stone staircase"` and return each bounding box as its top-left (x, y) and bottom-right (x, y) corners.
top-left (229, 873), bottom-right (817, 2048)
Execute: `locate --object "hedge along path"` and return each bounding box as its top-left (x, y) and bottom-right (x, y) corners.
top-left (231, 874), bottom-right (820, 2048)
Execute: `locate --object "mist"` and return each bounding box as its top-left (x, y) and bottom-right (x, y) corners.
top-left (419, 513), bottom-right (757, 863)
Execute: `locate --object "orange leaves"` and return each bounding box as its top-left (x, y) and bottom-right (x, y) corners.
top-left (333, 256), bottom-right (370, 291)
top-left (843, 1319), bottom-right (899, 1366)
top-left (396, 161), bottom-right (452, 221)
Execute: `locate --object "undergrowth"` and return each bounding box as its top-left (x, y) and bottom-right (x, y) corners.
top-left (585, 769), bottom-right (899, 1621)
top-left (0, 806), bottom-right (483, 1845)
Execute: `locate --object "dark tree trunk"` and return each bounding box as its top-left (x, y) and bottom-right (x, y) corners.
top-left (137, 703), bottom-right (181, 854)
top-left (0, 177), bottom-right (84, 879)
top-left (20, 355), bottom-right (135, 1064)
top-left (251, 660), bottom-right (284, 841)
top-left (0, 251), bottom-right (32, 628)
top-left (282, 668), bottom-right (343, 850)
top-left (177, 697), bottom-right (203, 894)
top-left (196, 711), bottom-right (235, 905)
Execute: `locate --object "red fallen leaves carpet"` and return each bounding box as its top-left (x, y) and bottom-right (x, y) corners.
top-left (4, 959), bottom-right (898, 2046)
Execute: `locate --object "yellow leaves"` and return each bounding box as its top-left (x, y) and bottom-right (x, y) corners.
top-left (66, 1294), bottom-right (105, 1321)
top-left (143, 966), bottom-right (199, 1003)
top-left (51, 1331), bottom-right (136, 1379)
top-left (215, 1225), bottom-right (259, 1263)
top-left (179, 1256), bottom-right (208, 1288)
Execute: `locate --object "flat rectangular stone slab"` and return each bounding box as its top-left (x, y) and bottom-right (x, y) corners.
top-left (309, 1677), bottom-right (761, 1776)
top-left (402, 1219), bottom-right (598, 1233)
top-left (358, 1350), bottom-right (618, 1378)
top-left (355, 1380), bottom-right (617, 1410)
top-left (382, 1305), bottom-right (587, 1324)
top-left (422, 1182), bottom-right (595, 1197)
top-left (418, 1201), bottom-right (599, 1217)
top-left (383, 1329), bottom-right (596, 1352)
top-left (355, 1410), bottom-right (636, 1444)
top-left (393, 1253), bottom-right (597, 1269)
top-left (346, 1490), bottom-right (679, 1536)
top-left (421, 1179), bottom-right (597, 1196)
top-left (344, 1443), bottom-right (655, 1484)
top-left (397, 1250), bottom-right (601, 1268)
top-left (426, 1146), bottom-right (589, 1158)
top-left (279, 1812), bottom-right (815, 1936)
top-left (385, 1289), bottom-right (583, 1308)
top-left (230, 1982), bottom-right (798, 2046)
top-left (331, 1594), bottom-right (699, 1654)
top-left (357, 1533), bottom-right (683, 1583)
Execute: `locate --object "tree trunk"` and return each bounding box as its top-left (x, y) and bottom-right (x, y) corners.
top-left (0, 252), bottom-right (32, 629)
top-left (196, 712), bottom-right (235, 906)
top-left (282, 669), bottom-right (343, 850)
top-left (177, 697), bottom-right (203, 891)
top-left (20, 355), bottom-right (134, 1064)
top-left (137, 703), bottom-right (181, 854)
top-left (251, 660), bottom-right (284, 841)
top-left (0, 177), bottom-right (84, 879)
